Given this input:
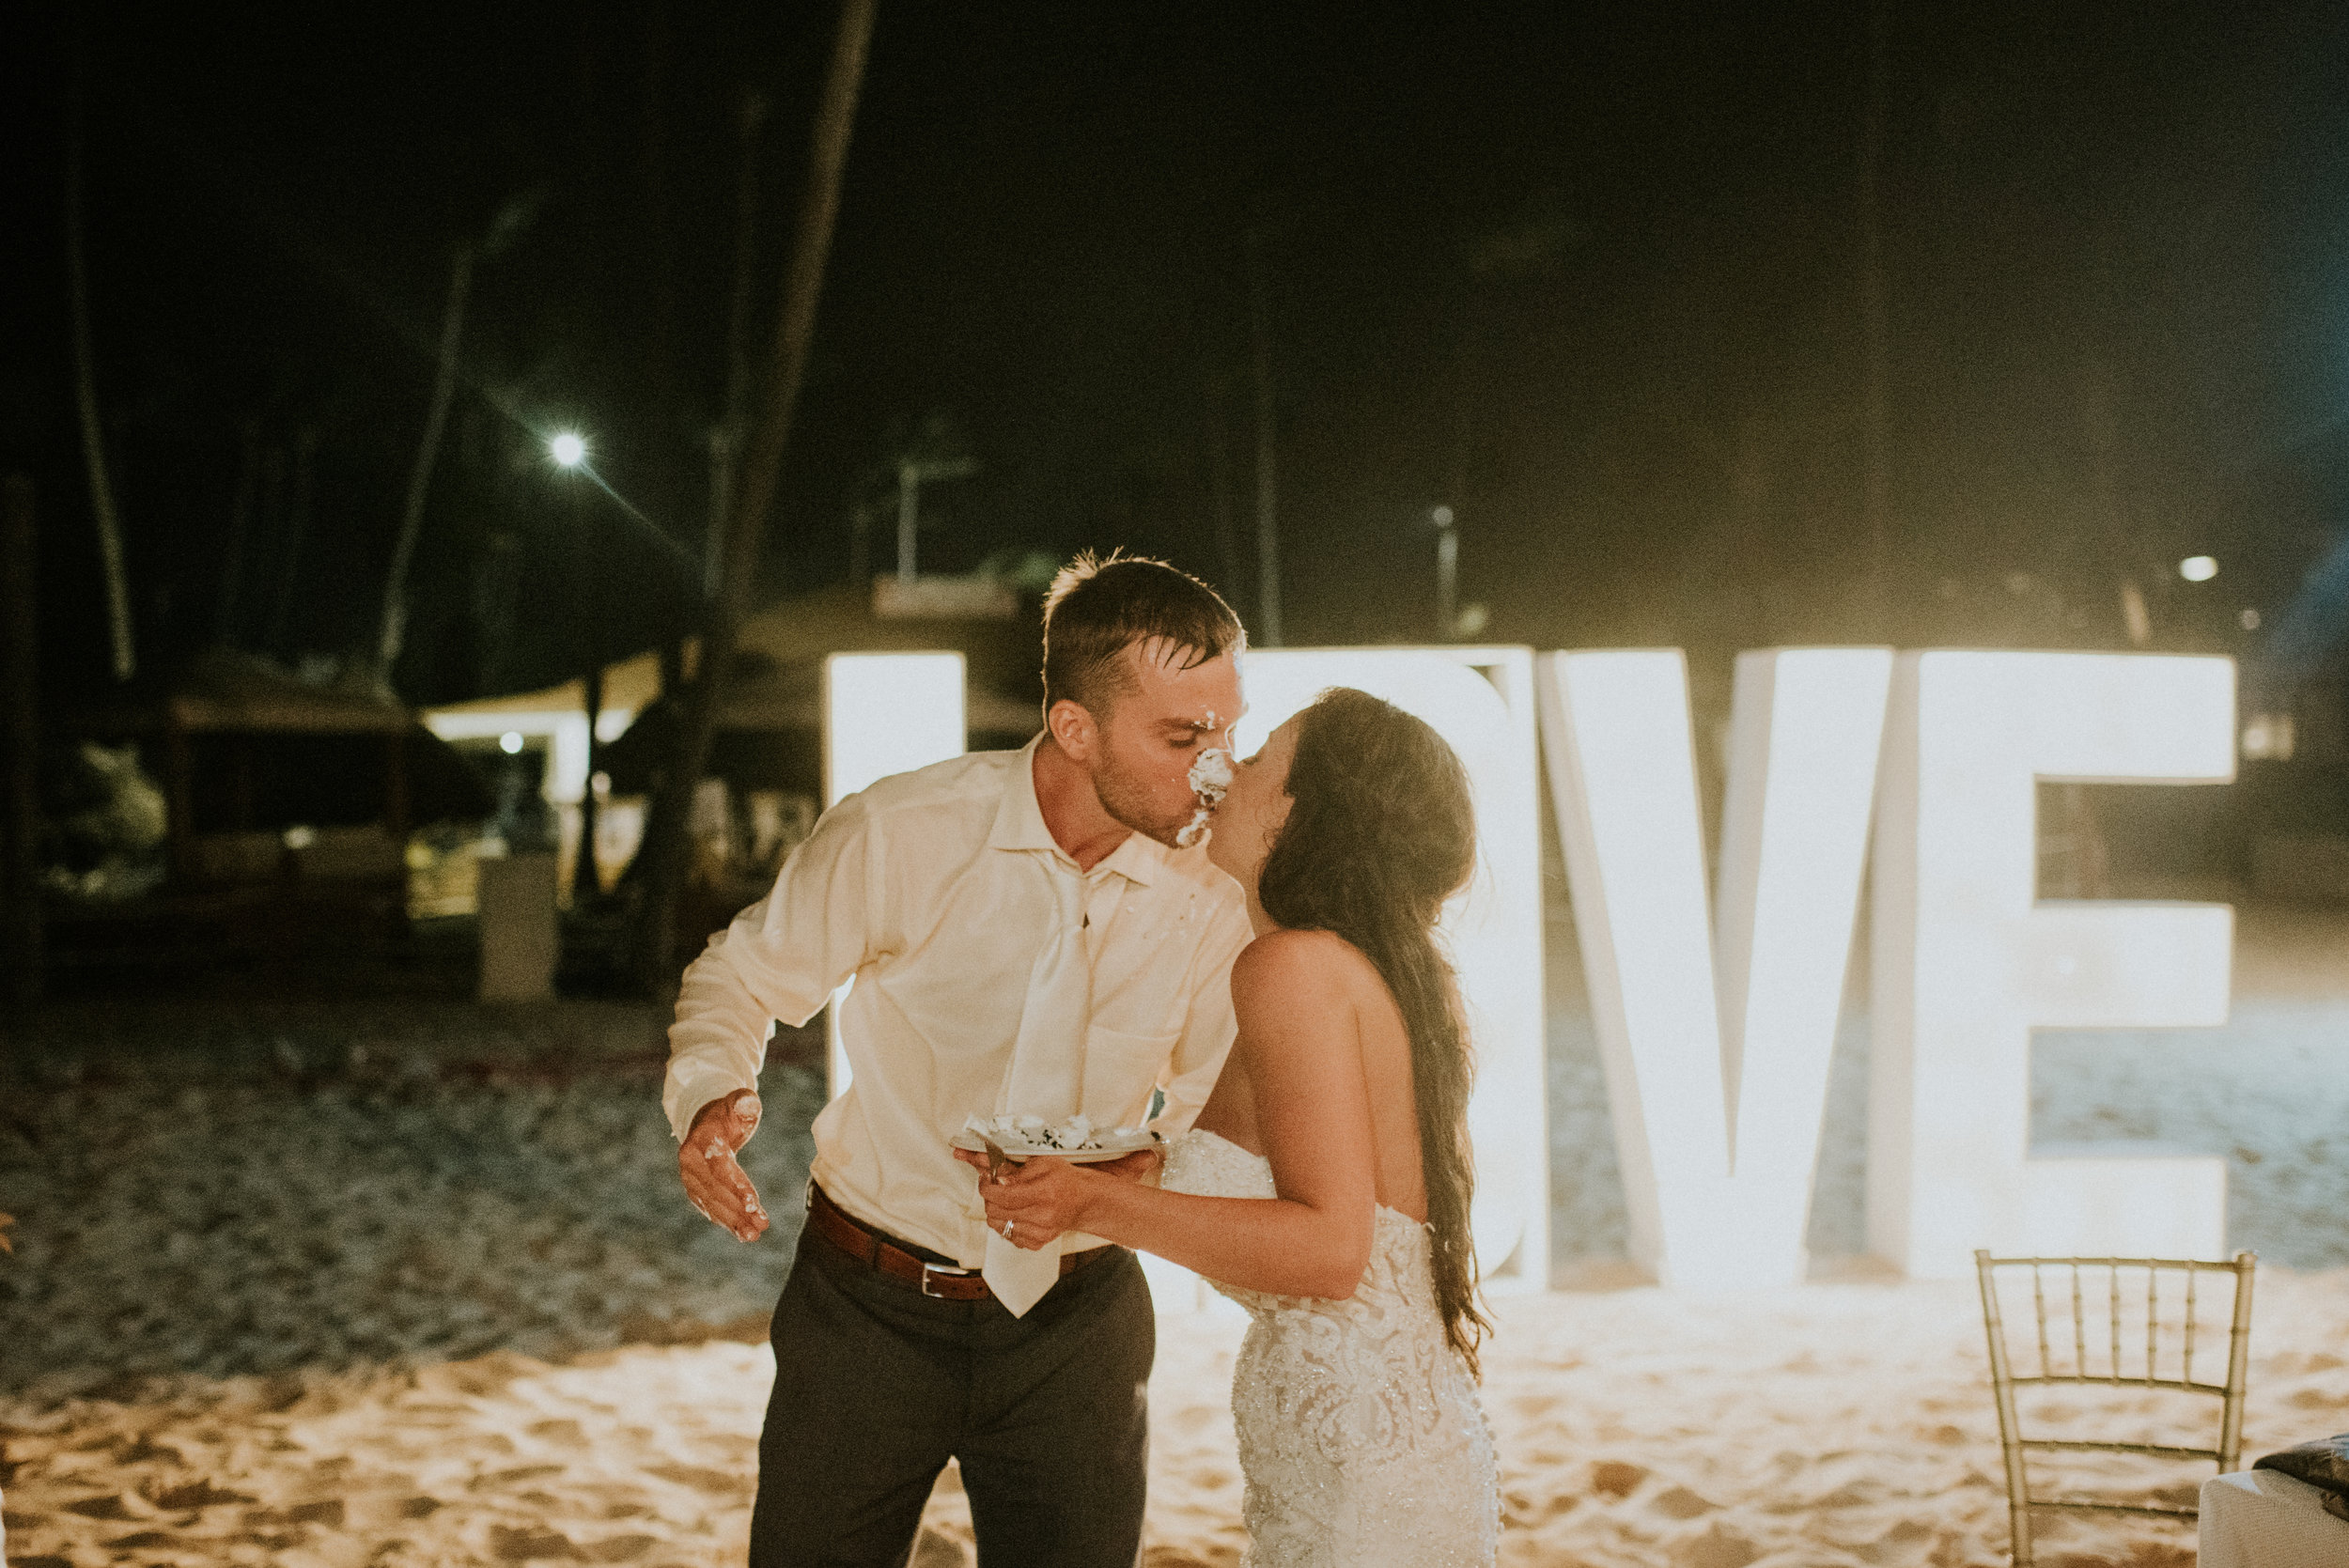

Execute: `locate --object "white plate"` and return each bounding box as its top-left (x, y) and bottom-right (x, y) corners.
top-left (951, 1127), bottom-right (1160, 1163)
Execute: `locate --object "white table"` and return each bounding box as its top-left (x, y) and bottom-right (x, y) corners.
top-left (2199, 1468), bottom-right (2349, 1568)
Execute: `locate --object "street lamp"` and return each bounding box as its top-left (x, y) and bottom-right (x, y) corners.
top-left (2179, 554), bottom-right (2217, 582)
top-left (1432, 505), bottom-right (1458, 641)
top-left (550, 431), bottom-right (587, 470)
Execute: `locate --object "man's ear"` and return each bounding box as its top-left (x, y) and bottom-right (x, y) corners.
top-left (1047, 697), bottom-right (1100, 761)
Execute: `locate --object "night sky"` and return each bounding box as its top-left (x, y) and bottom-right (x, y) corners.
top-left (8, 2), bottom-right (2349, 706)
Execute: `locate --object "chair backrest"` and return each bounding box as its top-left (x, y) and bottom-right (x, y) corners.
top-left (1973, 1250), bottom-right (2256, 1566)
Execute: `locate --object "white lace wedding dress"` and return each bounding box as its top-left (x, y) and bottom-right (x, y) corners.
top-left (1159, 1129), bottom-right (1501, 1566)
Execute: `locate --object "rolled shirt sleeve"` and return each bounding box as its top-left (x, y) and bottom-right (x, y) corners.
top-left (661, 794), bottom-right (879, 1141)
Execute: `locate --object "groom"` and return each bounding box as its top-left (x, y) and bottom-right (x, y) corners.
top-left (664, 553), bottom-right (1252, 1567)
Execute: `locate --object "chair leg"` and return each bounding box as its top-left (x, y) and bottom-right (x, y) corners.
top-left (1978, 1254), bottom-right (2036, 1567)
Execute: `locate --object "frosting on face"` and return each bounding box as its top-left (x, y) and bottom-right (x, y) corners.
top-left (1174, 746), bottom-right (1236, 847)
top-left (1188, 745), bottom-right (1235, 800)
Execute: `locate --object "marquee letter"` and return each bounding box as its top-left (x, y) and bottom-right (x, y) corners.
top-left (1235, 648), bottom-right (1548, 1291)
top-left (1537, 648), bottom-right (1890, 1289)
top-left (822, 652), bottom-right (968, 1095)
top-left (1868, 651), bottom-right (2233, 1278)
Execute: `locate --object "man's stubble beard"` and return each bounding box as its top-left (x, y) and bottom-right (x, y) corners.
top-left (1090, 745), bottom-right (1191, 849)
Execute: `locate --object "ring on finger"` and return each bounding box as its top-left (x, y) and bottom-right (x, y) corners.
top-left (1003, 1219), bottom-right (1016, 1240)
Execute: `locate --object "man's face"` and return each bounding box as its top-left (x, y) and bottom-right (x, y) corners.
top-left (1087, 640), bottom-right (1244, 847)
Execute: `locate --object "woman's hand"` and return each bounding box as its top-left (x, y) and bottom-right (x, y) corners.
top-left (980, 1157), bottom-right (1103, 1250)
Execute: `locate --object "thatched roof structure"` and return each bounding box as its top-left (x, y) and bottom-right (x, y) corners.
top-left (71, 647), bottom-right (412, 736)
top-left (437, 582), bottom-right (1044, 725)
top-left (61, 648), bottom-right (490, 846)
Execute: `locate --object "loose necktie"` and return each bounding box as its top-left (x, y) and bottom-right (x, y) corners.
top-left (985, 858), bottom-right (1092, 1314)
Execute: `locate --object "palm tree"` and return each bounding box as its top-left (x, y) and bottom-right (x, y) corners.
top-left (374, 244), bottom-right (476, 679)
top-left (65, 54), bottom-right (134, 683)
top-left (632, 0), bottom-right (879, 990)
top-left (372, 193), bottom-right (543, 685)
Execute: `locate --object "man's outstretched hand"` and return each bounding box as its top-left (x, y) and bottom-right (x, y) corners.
top-left (680, 1089), bottom-right (770, 1242)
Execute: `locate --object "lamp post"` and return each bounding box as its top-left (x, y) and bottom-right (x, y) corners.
top-left (1433, 505), bottom-right (1458, 641)
top-left (547, 428), bottom-right (596, 905)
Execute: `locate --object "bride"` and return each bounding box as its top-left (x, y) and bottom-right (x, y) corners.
top-left (978, 686), bottom-right (1501, 1566)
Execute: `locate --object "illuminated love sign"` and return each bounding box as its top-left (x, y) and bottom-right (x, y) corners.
top-left (821, 652), bottom-right (969, 1095)
top-left (817, 645), bottom-right (2236, 1290)
top-left (817, 645), bottom-right (1550, 1292)
top-left (1866, 652), bottom-right (2233, 1278)
top-left (1231, 648), bottom-right (1548, 1292)
top-left (1537, 649), bottom-right (1890, 1290)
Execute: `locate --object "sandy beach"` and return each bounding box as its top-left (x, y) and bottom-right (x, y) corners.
top-left (6, 1267), bottom-right (2347, 1567)
top-left (5, 900), bottom-right (2349, 1564)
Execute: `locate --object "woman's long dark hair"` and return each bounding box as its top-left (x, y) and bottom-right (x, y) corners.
top-left (1254, 687), bottom-right (1492, 1376)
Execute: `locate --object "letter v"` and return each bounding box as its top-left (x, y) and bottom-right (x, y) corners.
top-left (1535, 648), bottom-right (1890, 1289)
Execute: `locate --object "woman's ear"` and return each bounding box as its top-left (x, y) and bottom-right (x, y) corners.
top-left (1047, 697), bottom-right (1099, 761)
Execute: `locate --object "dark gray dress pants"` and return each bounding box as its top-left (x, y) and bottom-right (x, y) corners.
top-left (747, 1222), bottom-right (1155, 1568)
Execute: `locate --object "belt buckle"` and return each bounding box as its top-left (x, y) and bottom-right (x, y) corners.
top-left (920, 1263), bottom-right (976, 1298)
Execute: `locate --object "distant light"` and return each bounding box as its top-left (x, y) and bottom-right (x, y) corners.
top-left (1432, 505), bottom-right (1455, 527)
top-left (2179, 555), bottom-right (2217, 582)
top-left (499, 731), bottom-right (524, 754)
top-left (550, 432), bottom-right (587, 469)
top-left (2239, 608), bottom-right (2262, 630)
top-left (2243, 712), bottom-right (2295, 761)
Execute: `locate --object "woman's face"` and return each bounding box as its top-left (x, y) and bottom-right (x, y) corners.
top-left (1206, 717), bottom-right (1299, 887)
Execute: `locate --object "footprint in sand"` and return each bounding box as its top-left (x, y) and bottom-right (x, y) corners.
top-left (147, 1481), bottom-right (257, 1510)
top-left (63, 1494), bottom-right (146, 1522)
top-left (1590, 1459), bottom-right (1649, 1498)
top-left (490, 1523), bottom-right (579, 1560)
top-left (1649, 1483), bottom-right (1719, 1520)
top-left (525, 1418), bottom-right (589, 1449)
top-left (1672, 1521), bottom-right (1762, 1568)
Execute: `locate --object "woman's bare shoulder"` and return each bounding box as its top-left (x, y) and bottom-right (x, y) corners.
top-left (1231, 927), bottom-right (1383, 1006)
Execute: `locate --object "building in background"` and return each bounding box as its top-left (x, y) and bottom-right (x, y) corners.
top-left (424, 579), bottom-right (1041, 913)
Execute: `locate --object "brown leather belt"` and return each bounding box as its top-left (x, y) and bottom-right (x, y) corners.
top-left (803, 1182), bottom-right (1097, 1302)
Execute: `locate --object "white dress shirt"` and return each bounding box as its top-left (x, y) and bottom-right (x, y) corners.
top-left (664, 737), bottom-right (1253, 1267)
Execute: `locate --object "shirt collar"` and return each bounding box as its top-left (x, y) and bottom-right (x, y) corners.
top-left (1097, 829), bottom-right (1164, 888)
top-left (988, 735), bottom-right (1162, 888)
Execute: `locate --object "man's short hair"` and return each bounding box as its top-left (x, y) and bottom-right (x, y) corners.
top-left (1040, 551), bottom-right (1245, 720)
